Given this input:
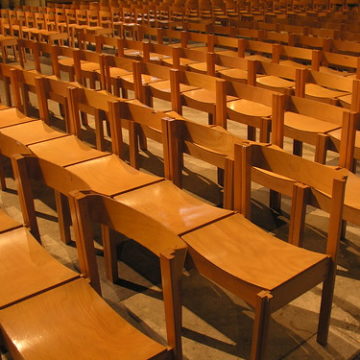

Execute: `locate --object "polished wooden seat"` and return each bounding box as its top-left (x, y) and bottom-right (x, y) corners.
top-left (0, 278), bottom-right (171, 360)
top-left (0, 207), bottom-right (21, 233)
top-left (0, 226), bottom-right (80, 309)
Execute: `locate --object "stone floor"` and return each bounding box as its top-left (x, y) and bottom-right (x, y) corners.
top-left (0, 59), bottom-right (359, 359)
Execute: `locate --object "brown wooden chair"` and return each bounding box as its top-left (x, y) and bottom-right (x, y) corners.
top-left (180, 142), bottom-right (347, 359)
top-left (165, 117), bottom-right (245, 208)
top-left (69, 190), bottom-right (187, 359)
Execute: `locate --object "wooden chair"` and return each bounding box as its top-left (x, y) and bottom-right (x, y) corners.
top-left (165, 117), bottom-right (245, 208)
top-left (250, 59), bottom-right (297, 94)
top-left (0, 198), bottom-right (172, 359)
top-left (295, 68), bottom-right (354, 105)
top-left (170, 68), bottom-right (235, 125)
top-left (180, 142), bottom-right (347, 359)
top-left (0, 206), bottom-right (80, 309)
top-left (101, 53), bottom-right (137, 97)
top-left (69, 190), bottom-right (187, 359)
top-left (225, 79), bottom-right (284, 142)
top-left (272, 43), bottom-right (316, 69)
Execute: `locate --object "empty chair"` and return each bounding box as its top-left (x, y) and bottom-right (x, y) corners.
top-left (179, 142), bottom-right (347, 359)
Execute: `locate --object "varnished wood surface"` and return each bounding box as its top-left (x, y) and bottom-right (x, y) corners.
top-left (28, 135), bottom-right (108, 167)
top-left (257, 75), bottom-right (294, 89)
top-left (67, 154), bottom-right (162, 196)
top-left (182, 213), bottom-right (328, 290)
top-left (114, 180), bottom-right (232, 235)
top-left (0, 108), bottom-right (35, 128)
top-left (0, 227), bottom-right (79, 309)
top-left (227, 98), bottom-right (272, 117)
top-left (0, 279), bottom-right (168, 360)
top-left (0, 209), bottom-right (21, 233)
top-left (305, 83), bottom-right (350, 99)
top-left (0, 120), bottom-right (66, 146)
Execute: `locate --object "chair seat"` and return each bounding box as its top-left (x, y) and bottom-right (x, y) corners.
top-left (284, 111), bottom-right (340, 136)
top-left (183, 89), bottom-right (237, 104)
top-left (114, 180), bottom-right (232, 235)
top-left (305, 83), bottom-right (349, 99)
top-left (0, 209), bottom-right (21, 233)
top-left (58, 58), bottom-right (100, 72)
top-left (279, 60), bottom-right (308, 69)
top-left (182, 213), bottom-right (328, 290)
top-left (217, 50), bottom-right (238, 57)
top-left (149, 80), bottom-right (198, 93)
top-left (0, 227), bottom-right (79, 309)
top-left (0, 279), bottom-right (168, 359)
top-left (227, 99), bottom-right (272, 117)
top-left (217, 68), bottom-right (248, 81)
top-left (0, 108), bottom-right (35, 128)
top-left (120, 74), bottom-right (162, 85)
top-left (67, 154), bottom-right (162, 196)
top-left (28, 135), bottom-right (107, 167)
top-left (256, 75), bottom-right (294, 89)
top-left (97, 67), bottom-right (131, 78)
top-left (0, 120), bottom-right (66, 147)
top-left (187, 62), bottom-right (228, 73)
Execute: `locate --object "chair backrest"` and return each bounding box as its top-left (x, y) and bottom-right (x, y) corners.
top-left (234, 142), bottom-right (347, 256)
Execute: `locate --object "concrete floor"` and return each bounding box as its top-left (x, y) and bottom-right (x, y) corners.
top-left (0, 58), bottom-right (359, 359)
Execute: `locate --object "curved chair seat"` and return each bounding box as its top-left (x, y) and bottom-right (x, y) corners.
top-left (149, 80), bottom-right (198, 93)
top-left (0, 208), bottom-right (21, 233)
top-left (114, 180), bottom-right (232, 235)
top-left (58, 58), bottom-right (100, 72)
top-left (121, 73), bottom-right (162, 86)
top-left (284, 111), bottom-right (340, 142)
top-left (187, 62), bottom-right (228, 73)
top-left (183, 88), bottom-right (237, 105)
top-left (305, 83), bottom-right (350, 101)
top-left (0, 279), bottom-right (168, 360)
top-left (27, 135), bottom-right (108, 167)
top-left (217, 67), bottom-right (248, 81)
top-left (96, 66), bottom-right (131, 79)
top-left (227, 98), bottom-right (272, 117)
top-left (0, 108), bottom-right (35, 128)
top-left (0, 227), bottom-right (79, 309)
top-left (256, 75), bottom-right (294, 91)
top-left (66, 154), bottom-right (162, 196)
top-left (0, 120), bottom-right (67, 157)
top-left (182, 213), bottom-right (328, 291)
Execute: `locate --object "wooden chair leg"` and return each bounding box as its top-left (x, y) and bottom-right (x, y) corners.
top-left (317, 264), bottom-right (336, 345)
top-left (269, 190), bottom-right (281, 213)
top-left (54, 191), bottom-right (72, 244)
top-left (102, 225), bottom-right (120, 283)
top-left (315, 134), bottom-right (328, 164)
top-left (247, 126), bottom-right (256, 141)
top-left (250, 291), bottom-right (272, 360)
top-left (288, 183), bottom-right (309, 247)
top-left (293, 139), bottom-right (303, 157)
top-left (0, 155), bottom-right (7, 191)
top-left (160, 248), bottom-right (187, 360)
top-left (11, 155), bottom-right (40, 241)
top-left (94, 110), bottom-right (105, 151)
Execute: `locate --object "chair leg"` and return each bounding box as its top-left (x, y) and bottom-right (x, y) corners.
top-left (0, 155), bottom-right (7, 191)
top-left (160, 248), bottom-right (186, 360)
top-left (317, 263), bottom-right (336, 345)
top-left (54, 191), bottom-right (72, 244)
top-left (102, 225), bottom-right (120, 283)
top-left (315, 133), bottom-right (328, 164)
top-left (250, 291), bottom-right (272, 360)
top-left (293, 140), bottom-right (303, 157)
top-left (11, 155), bottom-right (40, 241)
top-left (247, 126), bottom-right (256, 141)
